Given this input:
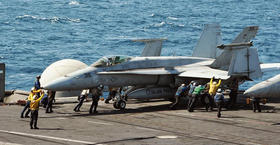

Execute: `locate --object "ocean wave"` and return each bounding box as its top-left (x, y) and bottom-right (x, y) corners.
top-left (69, 1), bottom-right (80, 5)
top-left (154, 22), bottom-right (166, 27)
top-left (167, 16), bottom-right (179, 20)
top-left (16, 15), bottom-right (83, 23)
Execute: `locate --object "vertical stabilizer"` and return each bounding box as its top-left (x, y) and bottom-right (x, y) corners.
top-left (232, 26), bottom-right (258, 43)
top-left (192, 23), bottom-right (222, 58)
top-left (133, 38), bottom-right (166, 56)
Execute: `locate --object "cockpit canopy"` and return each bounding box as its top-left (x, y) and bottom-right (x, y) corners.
top-left (91, 55), bottom-right (132, 67)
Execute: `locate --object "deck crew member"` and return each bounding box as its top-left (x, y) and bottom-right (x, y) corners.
top-left (89, 85), bottom-right (103, 114)
top-left (252, 97), bottom-right (261, 112)
top-left (209, 77), bottom-right (221, 109)
top-left (20, 88), bottom-right (34, 118)
top-left (188, 85), bottom-right (205, 112)
top-left (29, 90), bottom-right (44, 129)
top-left (34, 75), bottom-right (41, 90)
top-left (46, 91), bottom-right (56, 113)
top-left (74, 89), bottom-right (89, 112)
top-left (214, 88), bottom-right (224, 118)
top-left (170, 83), bottom-right (188, 109)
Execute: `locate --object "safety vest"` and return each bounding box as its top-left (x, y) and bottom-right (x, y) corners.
top-left (209, 78), bottom-right (221, 95)
top-left (30, 94), bottom-right (44, 111)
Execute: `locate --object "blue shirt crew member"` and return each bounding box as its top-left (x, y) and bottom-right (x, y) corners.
top-left (214, 88), bottom-right (224, 118)
top-left (34, 75), bottom-right (41, 90)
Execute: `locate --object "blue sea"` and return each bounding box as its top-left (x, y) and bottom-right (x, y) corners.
top-left (1, 0), bottom-right (280, 91)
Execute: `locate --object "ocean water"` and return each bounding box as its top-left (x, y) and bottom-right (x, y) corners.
top-left (0, 0), bottom-right (280, 91)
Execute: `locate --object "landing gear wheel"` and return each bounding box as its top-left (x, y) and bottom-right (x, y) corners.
top-left (118, 100), bottom-right (126, 110)
top-left (113, 101), bottom-right (120, 109)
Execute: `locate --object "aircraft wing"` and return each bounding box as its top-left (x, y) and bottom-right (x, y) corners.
top-left (98, 65), bottom-right (229, 80)
top-left (97, 68), bottom-right (180, 75)
top-left (260, 63), bottom-right (280, 72)
top-left (178, 67), bottom-right (229, 80)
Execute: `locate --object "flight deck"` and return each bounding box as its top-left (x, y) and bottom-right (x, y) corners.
top-left (0, 100), bottom-right (279, 145)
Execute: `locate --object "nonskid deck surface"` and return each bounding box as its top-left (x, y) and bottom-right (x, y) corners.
top-left (0, 100), bottom-right (279, 145)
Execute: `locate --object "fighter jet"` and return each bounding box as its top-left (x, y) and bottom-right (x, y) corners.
top-left (244, 74), bottom-right (280, 99)
top-left (244, 63), bottom-right (280, 99)
top-left (43, 25), bottom-right (261, 109)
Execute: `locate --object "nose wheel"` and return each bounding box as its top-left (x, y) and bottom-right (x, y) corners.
top-left (113, 95), bottom-right (126, 110)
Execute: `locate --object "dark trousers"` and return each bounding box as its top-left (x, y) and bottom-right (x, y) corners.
top-left (216, 102), bottom-right (222, 117)
top-left (252, 98), bottom-right (261, 112)
top-left (188, 94), bottom-right (198, 112)
top-left (201, 94), bottom-right (211, 111)
top-left (89, 100), bottom-right (98, 114)
top-left (30, 110), bottom-right (38, 128)
top-left (46, 98), bottom-right (54, 113)
top-left (228, 91), bottom-right (237, 109)
top-left (74, 97), bottom-right (85, 111)
top-left (21, 101), bottom-right (30, 117)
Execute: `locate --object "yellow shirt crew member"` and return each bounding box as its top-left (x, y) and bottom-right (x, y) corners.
top-left (209, 78), bottom-right (221, 96)
top-left (30, 92), bottom-right (44, 111)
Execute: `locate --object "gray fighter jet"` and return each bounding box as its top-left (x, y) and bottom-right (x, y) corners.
top-left (43, 25), bottom-right (261, 109)
top-left (244, 63), bottom-right (280, 99)
top-left (244, 74), bottom-right (280, 99)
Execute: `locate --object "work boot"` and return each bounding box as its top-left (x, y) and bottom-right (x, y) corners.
top-left (34, 127), bottom-right (39, 129)
top-left (20, 115), bottom-right (24, 118)
top-left (217, 113), bottom-right (221, 118)
top-left (30, 126), bottom-right (33, 129)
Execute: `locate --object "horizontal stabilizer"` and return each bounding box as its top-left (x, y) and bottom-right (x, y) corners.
top-left (228, 48), bottom-right (262, 79)
top-left (232, 26), bottom-right (258, 43)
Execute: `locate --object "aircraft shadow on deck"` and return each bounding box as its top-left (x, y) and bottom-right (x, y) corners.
top-left (39, 102), bottom-right (278, 119)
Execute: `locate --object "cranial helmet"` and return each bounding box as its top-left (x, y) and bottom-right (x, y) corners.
top-left (30, 87), bottom-right (35, 92)
top-left (98, 85), bottom-right (104, 90)
top-left (217, 88), bottom-right (222, 93)
top-left (213, 81), bottom-right (217, 85)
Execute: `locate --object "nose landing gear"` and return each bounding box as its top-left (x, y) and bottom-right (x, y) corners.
top-left (113, 95), bottom-right (126, 110)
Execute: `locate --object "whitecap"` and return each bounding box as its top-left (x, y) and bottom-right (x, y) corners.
top-left (67, 18), bottom-right (80, 23)
top-left (50, 17), bottom-right (60, 23)
top-left (154, 21), bottom-right (165, 27)
top-left (69, 1), bottom-right (79, 5)
top-left (167, 16), bottom-right (178, 20)
top-left (16, 15), bottom-right (37, 19)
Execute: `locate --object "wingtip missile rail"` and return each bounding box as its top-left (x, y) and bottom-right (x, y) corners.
top-left (217, 41), bottom-right (253, 50)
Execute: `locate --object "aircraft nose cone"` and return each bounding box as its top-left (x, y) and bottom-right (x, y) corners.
top-left (244, 82), bottom-right (270, 98)
top-left (43, 77), bottom-right (73, 91)
top-left (244, 86), bottom-right (261, 97)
